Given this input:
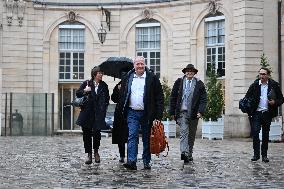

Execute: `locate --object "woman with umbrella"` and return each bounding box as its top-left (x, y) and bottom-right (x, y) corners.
top-left (76, 66), bottom-right (110, 164)
top-left (111, 69), bottom-right (130, 163)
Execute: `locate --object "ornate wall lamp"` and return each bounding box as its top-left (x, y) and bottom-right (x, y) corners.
top-left (97, 7), bottom-right (110, 44)
top-left (97, 23), bottom-right (107, 44)
top-left (103, 8), bottom-right (111, 31)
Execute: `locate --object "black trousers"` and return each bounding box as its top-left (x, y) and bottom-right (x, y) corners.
top-left (118, 143), bottom-right (126, 158)
top-left (82, 127), bottom-right (101, 153)
top-left (252, 111), bottom-right (272, 157)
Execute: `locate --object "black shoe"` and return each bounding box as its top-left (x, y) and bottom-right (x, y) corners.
top-left (119, 157), bottom-right (125, 163)
top-left (123, 162), bottom-right (137, 170)
top-left (143, 163), bottom-right (151, 170)
top-left (251, 156), bottom-right (260, 161)
top-left (184, 156), bottom-right (190, 164)
top-left (262, 156), bottom-right (269, 163)
top-left (85, 153), bottom-right (92, 165)
top-left (181, 152), bottom-right (186, 160)
top-left (94, 152), bottom-right (100, 163)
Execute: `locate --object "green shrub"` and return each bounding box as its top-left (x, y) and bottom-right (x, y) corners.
top-left (161, 77), bottom-right (171, 120)
top-left (203, 66), bottom-right (224, 121)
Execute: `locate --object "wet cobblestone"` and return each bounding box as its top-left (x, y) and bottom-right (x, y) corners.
top-left (0, 136), bottom-right (283, 188)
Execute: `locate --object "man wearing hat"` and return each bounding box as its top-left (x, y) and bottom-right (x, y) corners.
top-left (169, 64), bottom-right (207, 163)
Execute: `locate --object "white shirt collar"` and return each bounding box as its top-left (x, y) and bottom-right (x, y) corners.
top-left (134, 72), bottom-right (146, 78)
top-left (259, 80), bottom-right (268, 85)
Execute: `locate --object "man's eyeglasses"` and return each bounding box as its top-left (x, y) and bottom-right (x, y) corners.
top-left (259, 73), bottom-right (267, 76)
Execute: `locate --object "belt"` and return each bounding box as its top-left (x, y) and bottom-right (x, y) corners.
top-left (257, 110), bottom-right (268, 113)
top-left (130, 108), bottom-right (144, 112)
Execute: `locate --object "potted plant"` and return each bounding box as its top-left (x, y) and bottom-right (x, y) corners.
top-left (202, 65), bottom-right (224, 140)
top-left (161, 77), bottom-right (177, 138)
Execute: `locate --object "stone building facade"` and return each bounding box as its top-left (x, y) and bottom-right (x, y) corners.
top-left (0, 0), bottom-right (283, 137)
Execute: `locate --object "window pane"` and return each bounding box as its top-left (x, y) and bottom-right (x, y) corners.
top-left (150, 59), bottom-right (155, 65)
top-left (73, 66), bottom-right (78, 72)
top-left (79, 53), bottom-right (84, 59)
top-left (156, 58), bottom-right (160, 65)
top-left (59, 73), bottom-right (64, 79)
top-left (79, 73), bottom-right (84, 79)
top-left (73, 73), bottom-right (78, 79)
top-left (59, 66), bottom-right (64, 72)
top-left (212, 48), bottom-right (216, 54)
top-left (66, 66), bottom-right (70, 72)
top-left (65, 73), bottom-right (70, 79)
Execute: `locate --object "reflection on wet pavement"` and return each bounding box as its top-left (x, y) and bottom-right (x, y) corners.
top-left (0, 136), bottom-right (283, 188)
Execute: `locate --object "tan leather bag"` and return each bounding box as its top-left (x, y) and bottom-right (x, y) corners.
top-left (150, 121), bottom-right (169, 157)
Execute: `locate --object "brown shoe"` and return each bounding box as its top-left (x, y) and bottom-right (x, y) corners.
top-left (85, 153), bottom-right (92, 165)
top-left (94, 152), bottom-right (100, 163)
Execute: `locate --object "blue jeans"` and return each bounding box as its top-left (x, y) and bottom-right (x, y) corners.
top-left (252, 111), bottom-right (271, 157)
top-left (127, 108), bottom-right (151, 164)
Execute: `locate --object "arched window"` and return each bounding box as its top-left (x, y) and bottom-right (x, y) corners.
top-left (135, 19), bottom-right (161, 77)
top-left (58, 22), bottom-right (85, 81)
top-left (205, 14), bottom-right (225, 77)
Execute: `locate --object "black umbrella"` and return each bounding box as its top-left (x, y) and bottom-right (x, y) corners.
top-left (99, 57), bottom-right (133, 79)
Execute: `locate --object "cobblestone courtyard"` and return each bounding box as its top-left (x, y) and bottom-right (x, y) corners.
top-left (0, 136), bottom-right (283, 188)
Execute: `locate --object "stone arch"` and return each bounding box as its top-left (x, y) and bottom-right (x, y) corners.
top-left (120, 12), bottom-right (172, 42)
top-left (43, 15), bottom-right (98, 43)
top-left (191, 5), bottom-right (232, 37)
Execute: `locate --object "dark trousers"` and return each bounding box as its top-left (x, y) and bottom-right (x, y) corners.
top-left (252, 111), bottom-right (272, 157)
top-left (82, 127), bottom-right (101, 153)
top-left (118, 143), bottom-right (126, 158)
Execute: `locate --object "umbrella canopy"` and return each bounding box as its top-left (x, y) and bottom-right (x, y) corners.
top-left (99, 57), bottom-right (133, 79)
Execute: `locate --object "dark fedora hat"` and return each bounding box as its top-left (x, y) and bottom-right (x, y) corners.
top-left (182, 64), bottom-right (198, 74)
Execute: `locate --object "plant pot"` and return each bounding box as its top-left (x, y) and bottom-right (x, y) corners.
top-left (202, 116), bottom-right (224, 140)
top-left (162, 119), bottom-right (177, 138)
top-left (259, 116), bottom-right (283, 141)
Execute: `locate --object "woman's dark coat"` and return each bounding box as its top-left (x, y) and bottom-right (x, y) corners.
top-left (111, 81), bottom-right (128, 144)
top-left (245, 78), bottom-right (284, 118)
top-left (116, 68), bottom-right (164, 128)
top-left (169, 76), bottom-right (207, 120)
top-left (76, 80), bottom-right (110, 130)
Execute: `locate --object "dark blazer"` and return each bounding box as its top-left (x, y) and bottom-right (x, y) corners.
top-left (111, 81), bottom-right (128, 144)
top-left (116, 68), bottom-right (164, 128)
top-left (76, 80), bottom-right (110, 130)
top-left (169, 76), bottom-right (207, 120)
top-left (245, 79), bottom-right (284, 118)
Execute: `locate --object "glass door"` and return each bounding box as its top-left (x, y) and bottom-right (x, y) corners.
top-left (59, 85), bottom-right (81, 130)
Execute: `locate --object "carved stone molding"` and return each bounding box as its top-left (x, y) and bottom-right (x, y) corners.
top-left (208, 0), bottom-right (221, 15)
top-left (141, 8), bottom-right (153, 20)
top-left (5, 0), bottom-right (14, 26)
top-left (4, 0), bottom-right (26, 26)
top-left (66, 11), bottom-right (78, 22)
top-left (16, 0), bottom-right (26, 27)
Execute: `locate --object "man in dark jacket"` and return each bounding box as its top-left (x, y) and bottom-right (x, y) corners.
top-left (245, 67), bottom-right (284, 163)
top-left (169, 64), bottom-right (207, 163)
top-left (117, 56), bottom-right (164, 170)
